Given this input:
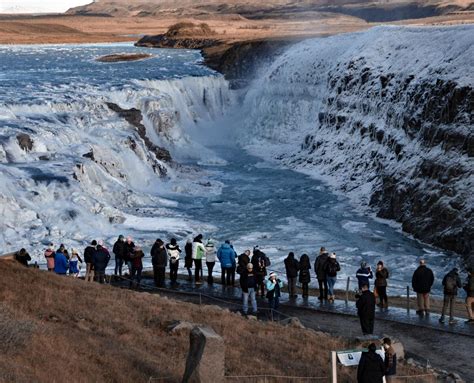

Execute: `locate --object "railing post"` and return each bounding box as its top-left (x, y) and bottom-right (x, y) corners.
top-left (331, 351), bottom-right (338, 383)
top-left (406, 286), bottom-right (410, 311)
top-left (199, 293), bottom-right (202, 305)
top-left (345, 277), bottom-right (350, 304)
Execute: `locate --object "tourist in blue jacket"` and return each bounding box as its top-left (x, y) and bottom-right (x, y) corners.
top-left (54, 249), bottom-right (69, 275)
top-left (266, 272), bottom-right (284, 311)
top-left (217, 240), bottom-right (237, 286)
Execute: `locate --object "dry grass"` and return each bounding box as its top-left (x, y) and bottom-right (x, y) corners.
top-left (0, 261), bottom-right (433, 382)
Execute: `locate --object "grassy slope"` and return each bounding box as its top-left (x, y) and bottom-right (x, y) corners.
top-left (1, 260), bottom-right (356, 382)
top-left (0, 260), bottom-right (434, 382)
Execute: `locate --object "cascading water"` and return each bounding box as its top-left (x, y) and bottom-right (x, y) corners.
top-left (0, 30), bottom-right (469, 294)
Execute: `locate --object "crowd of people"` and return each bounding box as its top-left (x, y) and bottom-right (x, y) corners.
top-left (11, 237), bottom-right (474, 329)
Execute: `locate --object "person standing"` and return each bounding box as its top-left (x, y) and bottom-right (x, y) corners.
top-left (44, 243), bottom-right (55, 272)
top-left (464, 268), bottom-right (474, 323)
top-left (375, 261), bottom-right (389, 308)
top-left (411, 259), bottom-right (435, 316)
top-left (217, 240), bottom-right (237, 286)
top-left (166, 238), bottom-right (181, 286)
top-left (84, 240), bottom-right (97, 282)
top-left (204, 239), bottom-right (216, 285)
top-left (325, 253), bottom-right (340, 303)
top-left (129, 246), bottom-right (144, 289)
top-left (93, 244), bottom-right (110, 284)
top-left (54, 247), bottom-right (69, 275)
top-left (439, 268), bottom-right (462, 324)
top-left (237, 250), bottom-right (251, 275)
top-left (192, 234), bottom-right (206, 284)
top-left (151, 239), bottom-right (168, 288)
top-left (112, 235), bottom-right (126, 277)
top-left (266, 272), bottom-right (284, 312)
top-left (284, 252), bottom-right (299, 298)
top-left (314, 247), bottom-right (329, 301)
top-left (357, 343), bottom-right (385, 383)
top-left (356, 283), bottom-right (376, 335)
top-left (382, 337), bottom-right (397, 381)
top-left (251, 247), bottom-right (268, 297)
top-left (14, 248), bottom-right (31, 267)
top-left (240, 263), bottom-right (258, 316)
top-left (68, 249), bottom-right (82, 277)
top-left (184, 239), bottom-right (193, 281)
top-left (298, 253), bottom-right (311, 298)
top-left (356, 262), bottom-right (374, 290)
top-left (124, 236), bottom-right (135, 275)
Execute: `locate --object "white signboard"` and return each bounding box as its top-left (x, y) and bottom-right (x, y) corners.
top-left (337, 349), bottom-right (385, 367)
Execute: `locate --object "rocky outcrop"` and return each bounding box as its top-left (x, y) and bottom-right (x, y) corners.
top-left (16, 133), bottom-right (33, 152)
top-left (182, 326), bottom-right (225, 383)
top-left (96, 53), bottom-right (152, 62)
top-left (135, 35), bottom-right (219, 50)
top-left (106, 102), bottom-right (172, 169)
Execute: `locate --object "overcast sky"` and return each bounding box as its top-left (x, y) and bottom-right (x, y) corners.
top-left (0, 0), bottom-right (93, 13)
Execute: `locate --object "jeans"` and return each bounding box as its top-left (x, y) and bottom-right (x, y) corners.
top-left (130, 266), bottom-right (142, 288)
top-left (194, 259), bottom-right (202, 282)
top-left (377, 285), bottom-right (388, 305)
top-left (318, 278), bottom-right (328, 299)
top-left (221, 267), bottom-right (233, 286)
top-left (154, 266), bottom-right (166, 287)
top-left (243, 287), bottom-right (257, 314)
top-left (169, 260), bottom-right (179, 284)
top-left (288, 277), bottom-right (297, 297)
top-left (441, 294), bottom-right (455, 320)
top-left (302, 282), bottom-right (309, 297)
top-left (327, 276), bottom-right (337, 297)
top-left (268, 296), bottom-right (280, 310)
top-left (114, 257), bottom-right (123, 276)
top-left (206, 262), bottom-right (215, 284)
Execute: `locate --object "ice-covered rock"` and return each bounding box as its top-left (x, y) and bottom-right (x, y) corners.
top-left (240, 25), bottom-right (473, 259)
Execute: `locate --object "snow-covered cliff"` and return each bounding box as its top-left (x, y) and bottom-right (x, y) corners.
top-left (240, 25), bottom-right (473, 261)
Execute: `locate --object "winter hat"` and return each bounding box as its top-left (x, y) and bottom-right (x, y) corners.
top-left (118, 235), bottom-right (124, 240)
top-left (91, 240), bottom-right (97, 246)
top-left (368, 343), bottom-right (377, 352)
top-left (288, 252), bottom-right (294, 257)
top-left (206, 239), bottom-right (214, 246)
top-left (170, 238), bottom-right (177, 246)
top-left (361, 261), bottom-right (368, 268)
top-left (269, 272), bottom-right (277, 278)
top-left (156, 239), bottom-right (163, 245)
top-left (377, 261), bottom-right (384, 266)
top-left (330, 253), bottom-right (336, 259)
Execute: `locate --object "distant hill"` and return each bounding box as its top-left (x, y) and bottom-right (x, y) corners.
top-left (67, 0), bottom-right (473, 22)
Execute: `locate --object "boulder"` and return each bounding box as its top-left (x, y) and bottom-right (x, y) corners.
top-left (167, 320), bottom-right (197, 334)
top-left (16, 133), bottom-right (33, 152)
top-left (182, 326), bottom-right (225, 383)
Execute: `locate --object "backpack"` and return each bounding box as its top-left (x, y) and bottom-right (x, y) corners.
top-left (327, 261), bottom-right (340, 277)
top-left (445, 275), bottom-right (457, 294)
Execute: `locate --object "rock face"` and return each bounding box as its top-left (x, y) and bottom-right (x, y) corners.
top-left (16, 133), bottom-right (33, 152)
top-left (240, 26), bottom-right (474, 261)
top-left (106, 102), bottom-right (172, 174)
top-left (182, 326), bottom-right (225, 383)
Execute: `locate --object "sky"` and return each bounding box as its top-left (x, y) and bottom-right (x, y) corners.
top-left (0, 0), bottom-right (93, 13)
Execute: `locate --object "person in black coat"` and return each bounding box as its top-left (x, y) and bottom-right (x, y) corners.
top-left (14, 248), bottom-right (31, 267)
top-left (151, 238), bottom-right (168, 287)
top-left (251, 248), bottom-right (268, 298)
top-left (439, 268), bottom-right (462, 324)
top-left (84, 240), bottom-right (97, 282)
top-left (356, 283), bottom-right (376, 335)
top-left (411, 259), bottom-right (435, 316)
top-left (112, 234), bottom-right (126, 276)
top-left (299, 254), bottom-right (311, 298)
top-left (184, 239), bottom-right (193, 281)
top-left (284, 252), bottom-right (299, 298)
top-left (93, 245), bottom-right (111, 284)
top-left (314, 247), bottom-right (329, 301)
top-left (357, 343), bottom-right (385, 383)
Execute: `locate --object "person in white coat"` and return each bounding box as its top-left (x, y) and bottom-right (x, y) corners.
top-left (192, 234), bottom-right (206, 284)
